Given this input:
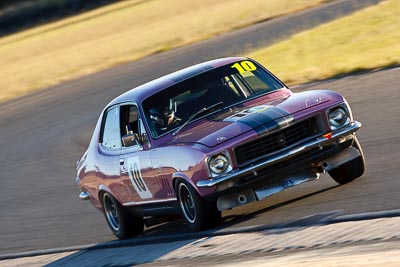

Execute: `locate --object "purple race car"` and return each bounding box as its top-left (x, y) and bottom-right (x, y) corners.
top-left (76, 57), bottom-right (365, 238)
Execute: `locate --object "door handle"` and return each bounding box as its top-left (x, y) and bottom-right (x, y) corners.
top-left (119, 158), bottom-right (125, 166)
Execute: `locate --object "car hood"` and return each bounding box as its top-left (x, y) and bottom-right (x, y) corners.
top-left (171, 90), bottom-right (333, 148)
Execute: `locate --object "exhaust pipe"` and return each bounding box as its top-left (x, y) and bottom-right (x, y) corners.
top-left (238, 194), bottom-right (247, 204)
top-left (217, 190), bottom-right (256, 211)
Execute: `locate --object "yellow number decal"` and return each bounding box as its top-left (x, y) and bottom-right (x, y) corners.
top-left (231, 61), bottom-right (257, 73)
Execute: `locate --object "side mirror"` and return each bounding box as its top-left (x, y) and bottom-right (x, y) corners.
top-left (122, 133), bottom-right (143, 149)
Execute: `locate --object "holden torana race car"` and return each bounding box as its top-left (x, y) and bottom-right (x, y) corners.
top-left (76, 57), bottom-right (365, 239)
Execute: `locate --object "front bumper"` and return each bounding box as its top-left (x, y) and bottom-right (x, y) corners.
top-left (197, 121), bottom-right (361, 188)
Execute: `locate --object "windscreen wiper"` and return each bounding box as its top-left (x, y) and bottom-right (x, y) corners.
top-left (173, 102), bottom-right (223, 136)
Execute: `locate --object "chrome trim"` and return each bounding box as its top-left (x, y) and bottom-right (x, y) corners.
top-left (196, 121), bottom-right (361, 188)
top-left (207, 151), bottom-right (233, 178)
top-left (79, 191), bottom-right (90, 200)
top-left (326, 102), bottom-right (352, 130)
top-left (76, 177), bottom-right (90, 201)
top-left (122, 198), bottom-right (177, 206)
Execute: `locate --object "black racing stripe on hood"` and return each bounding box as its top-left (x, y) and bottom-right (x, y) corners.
top-left (236, 107), bottom-right (294, 135)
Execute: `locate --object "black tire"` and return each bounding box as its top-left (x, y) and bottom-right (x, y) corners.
top-left (101, 192), bottom-right (144, 239)
top-left (328, 136), bottom-right (366, 185)
top-left (176, 179), bottom-right (221, 231)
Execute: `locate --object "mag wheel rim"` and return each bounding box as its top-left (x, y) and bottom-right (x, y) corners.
top-left (179, 183), bottom-right (196, 223)
top-left (104, 195), bottom-right (120, 231)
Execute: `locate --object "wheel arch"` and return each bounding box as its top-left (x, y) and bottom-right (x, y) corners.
top-left (172, 172), bottom-right (193, 192)
top-left (98, 184), bottom-right (123, 207)
top-left (172, 172), bottom-right (217, 200)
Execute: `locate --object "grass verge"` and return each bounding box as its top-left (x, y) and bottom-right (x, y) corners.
top-left (0, 0), bottom-right (325, 103)
top-left (247, 0), bottom-right (400, 86)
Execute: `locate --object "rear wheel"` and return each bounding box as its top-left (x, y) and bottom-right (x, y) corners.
top-left (328, 136), bottom-right (366, 185)
top-left (176, 180), bottom-right (221, 231)
top-left (101, 192), bottom-right (144, 239)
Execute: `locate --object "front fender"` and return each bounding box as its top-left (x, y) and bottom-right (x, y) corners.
top-left (172, 172), bottom-right (216, 198)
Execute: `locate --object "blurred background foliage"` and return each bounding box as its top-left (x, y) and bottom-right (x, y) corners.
top-left (0, 0), bottom-right (324, 103)
top-left (0, 0), bottom-right (120, 36)
top-left (1, 0), bottom-right (397, 103)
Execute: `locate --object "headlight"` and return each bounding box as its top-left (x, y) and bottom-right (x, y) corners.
top-left (208, 153), bottom-right (232, 176)
top-left (328, 106), bottom-right (350, 130)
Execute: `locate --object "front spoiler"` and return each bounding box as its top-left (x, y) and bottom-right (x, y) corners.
top-left (196, 121), bottom-right (362, 188)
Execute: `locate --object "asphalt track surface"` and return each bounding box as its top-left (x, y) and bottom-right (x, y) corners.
top-left (0, 0), bottom-right (393, 255)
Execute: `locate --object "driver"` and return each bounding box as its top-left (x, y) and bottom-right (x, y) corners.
top-left (149, 100), bottom-right (181, 132)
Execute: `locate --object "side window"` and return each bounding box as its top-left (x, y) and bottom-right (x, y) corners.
top-left (120, 105), bottom-right (139, 138)
top-left (120, 105), bottom-right (145, 148)
top-left (102, 107), bottom-right (122, 149)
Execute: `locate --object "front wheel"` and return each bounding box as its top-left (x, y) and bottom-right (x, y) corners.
top-left (328, 136), bottom-right (366, 185)
top-left (101, 192), bottom-right (144, 239)
top-left (176, 180), bottom-right (221, 231)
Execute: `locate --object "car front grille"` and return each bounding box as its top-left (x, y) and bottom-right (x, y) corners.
top-left (234, 117), bottom-right (321, 166)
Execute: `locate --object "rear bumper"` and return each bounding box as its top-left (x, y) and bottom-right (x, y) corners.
top-left (197, 121), bottom-right (361, 189)
top-left (79, 191), bottom-right (90, 200)
top-left (76, 177), bottom-right (90, 201)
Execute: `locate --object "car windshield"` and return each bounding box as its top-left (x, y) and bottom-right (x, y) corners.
top-left (142, 60), bottom-right (284, 138)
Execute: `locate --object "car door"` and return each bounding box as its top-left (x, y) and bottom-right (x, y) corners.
top-left (118, 104), bottom-right (162, 204)
top-left (96, 106), bottom-right (126, 205)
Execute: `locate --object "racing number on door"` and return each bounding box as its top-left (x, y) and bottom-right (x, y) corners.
top-left (130, 162), bottom-right (146, 191)
top-left (126, 157), bottom-right (153, 199)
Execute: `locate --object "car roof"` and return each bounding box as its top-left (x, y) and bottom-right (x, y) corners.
top-left (106, 57), bottom-right (247, 108)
